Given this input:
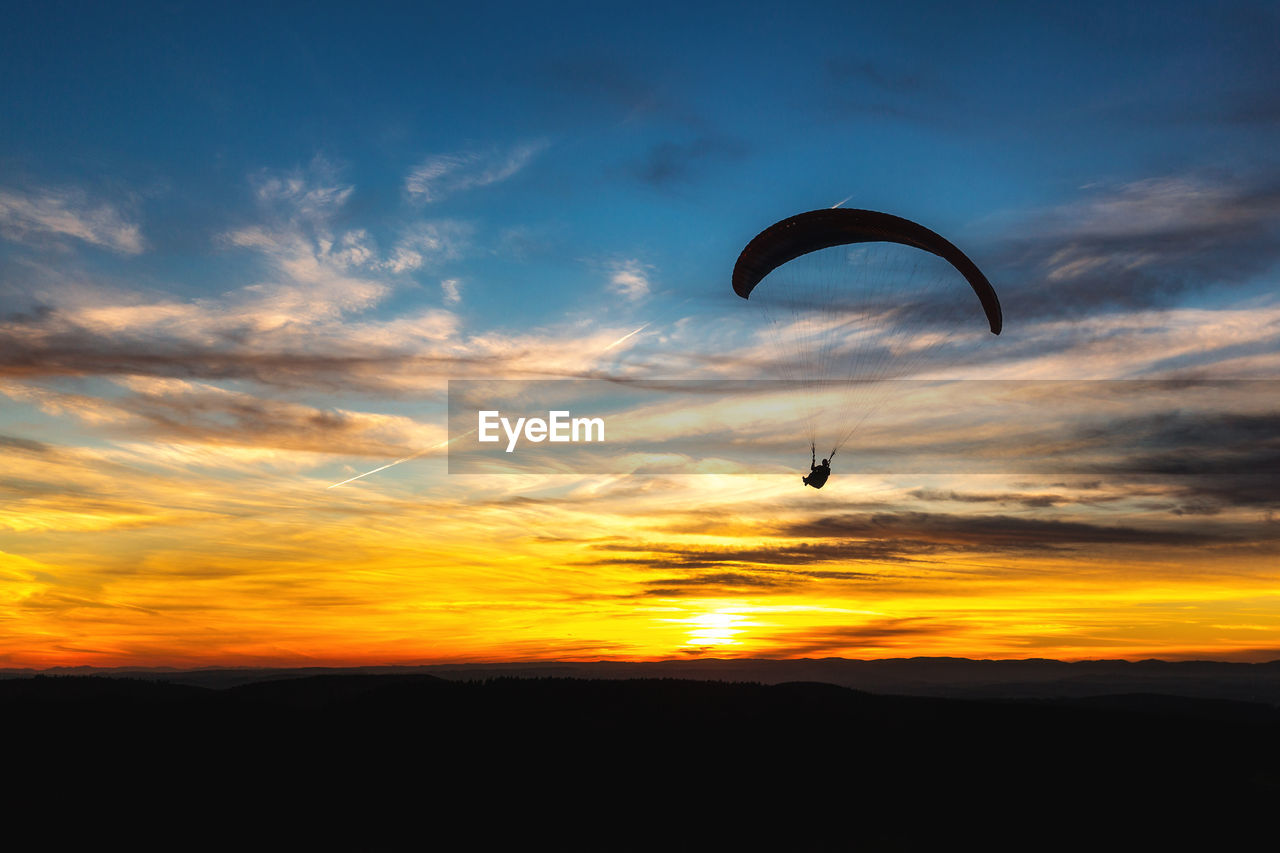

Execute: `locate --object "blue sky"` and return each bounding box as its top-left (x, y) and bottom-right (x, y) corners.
top-left (2, 1), bottom-right (1279, 665)
top-left (3, 0), bottom-right (1278, 454)
top-left (6, 1), bottom-right (1277, 334)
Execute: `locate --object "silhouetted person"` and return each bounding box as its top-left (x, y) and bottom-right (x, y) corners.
top-left (803, 445), bottom-right (831, 489)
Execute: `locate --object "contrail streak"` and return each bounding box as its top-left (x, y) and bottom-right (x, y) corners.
top-left (831, 195), bottom-right (853, 209)
top-left (327, 428), bottom-right (476, 489)
top-left (602, 322), bottom-right (650, 352)
top-left (330, 324), bottom-right (648, 489)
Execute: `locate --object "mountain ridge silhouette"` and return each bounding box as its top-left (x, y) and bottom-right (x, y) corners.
top-left (8, 655), bottom-right (1280, 703)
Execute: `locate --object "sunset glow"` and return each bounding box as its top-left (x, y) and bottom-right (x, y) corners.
top-left (2, 2), bottom-right (1278, 670)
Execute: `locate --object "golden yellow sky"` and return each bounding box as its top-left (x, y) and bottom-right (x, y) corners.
top-left (4, 422), bottom-right (1277, 667)
top-left (3, 305), bottom-right (1277, 668)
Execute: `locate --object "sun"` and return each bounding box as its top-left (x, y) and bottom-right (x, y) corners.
top-left (663, 603), bottom-right (765, 653)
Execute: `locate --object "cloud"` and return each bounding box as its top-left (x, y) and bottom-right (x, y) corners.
top-left (0, 432), bottom-right (56, 455)
top-left (405, 141), bottom-right (547, 203)
top-left (750, 618), bottom-right (961, 657)
top-left (1090, 410), bottom-right (1280, 471)
top-left (585, 509), bottom-right (1234, 578)
top-left (641, 572), bottom-right (792, 595)
top-left (1168, 476), bottom-right (1280, 516)
top-left (0, 167), bottom-right (490, 391)
top-left (608, 259), bottom-right (652, 301)
top-left (1042, 176), bottom-right (1270, 242)
top-left (909, 488), bottom-right (1073, 508)
top-left (244, 161), bottom-right (470, 290)
top-left (593, 539), bottom-right (916, 569)
top-left (777, 512), bottom-right (1230, 550)
top-left (91, 377), bottom-right (440, 456)
top-left (441, 279), bottom-right (462, 305)
top-left (217, 162), bottom-right (409, 331)
top-left (997, 174), bottom-right (1280, 321)
top-left (0, 288), bottom-right (657, 392)
top-left (924, 302), bottom-right (1280, 382)
top-left (0, 239), bottom-right (658, 394)
top-left (382, 221), bottom-right (473, 274)
top-left (251, 159), bottom-right (354, 221)
top-left (630, 136), bottom-right (745, 187)
top-left (0, 187), bottom-right (144, 254)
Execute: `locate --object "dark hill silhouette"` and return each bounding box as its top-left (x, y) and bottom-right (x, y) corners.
top-left (6, 673), bottom-right (1278, 848)
top-left (1058, 691), bottom-right (1280, 723)
top-left (225, 671), bottom-right (456, 709)
top-left (10, 656), bottom-right (1280, 703)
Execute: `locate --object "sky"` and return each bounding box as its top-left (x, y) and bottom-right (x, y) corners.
top-left (1, 0), bottom-right (1278, 667)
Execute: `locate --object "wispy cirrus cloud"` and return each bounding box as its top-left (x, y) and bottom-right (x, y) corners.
top-left (219, 166), bottom-right (467, 335)
top-left (585, 511), bottom-right (1233, 585)
top-left (0, 290), bottom-right (650, 392)
top-left (0, 376), bottom-right (438, 457)
top-left (251, 160), bottom-right (354, 220)
top-left (608, 258), bottom-right (652, 301)
top-left (777, 511), bottom-right (1229, 550)
top-left (405, 140), bottom-right (548, 204)
top-left (947, 304), bottom-right (1280, 381)
top-left (997, 173), bottom-right (1280, 321)
top-left (0, 159), bottom-right (648, 394)
top-left (382, 221), bottom-right (473, 274)
top-left (749, 618), bottom-right (964, 657)
top-left (1041, 176), bottom-right (1268, 240)
top-left (0, 187), bottom-right (145, 254)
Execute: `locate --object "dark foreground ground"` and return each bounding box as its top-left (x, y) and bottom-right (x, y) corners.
top-left (6, 673), bottom-right (1277, 850)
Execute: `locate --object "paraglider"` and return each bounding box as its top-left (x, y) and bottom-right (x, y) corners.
top-left (732, 208), bottom-right (1002, 488)
top-left (803, 450), bottom-right (831, 489)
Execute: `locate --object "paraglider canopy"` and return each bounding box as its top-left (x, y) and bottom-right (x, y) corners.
top-left (732, 208), bottom-right (1002, 335)
top-left (731, 207), bottom-right (1004, 476)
